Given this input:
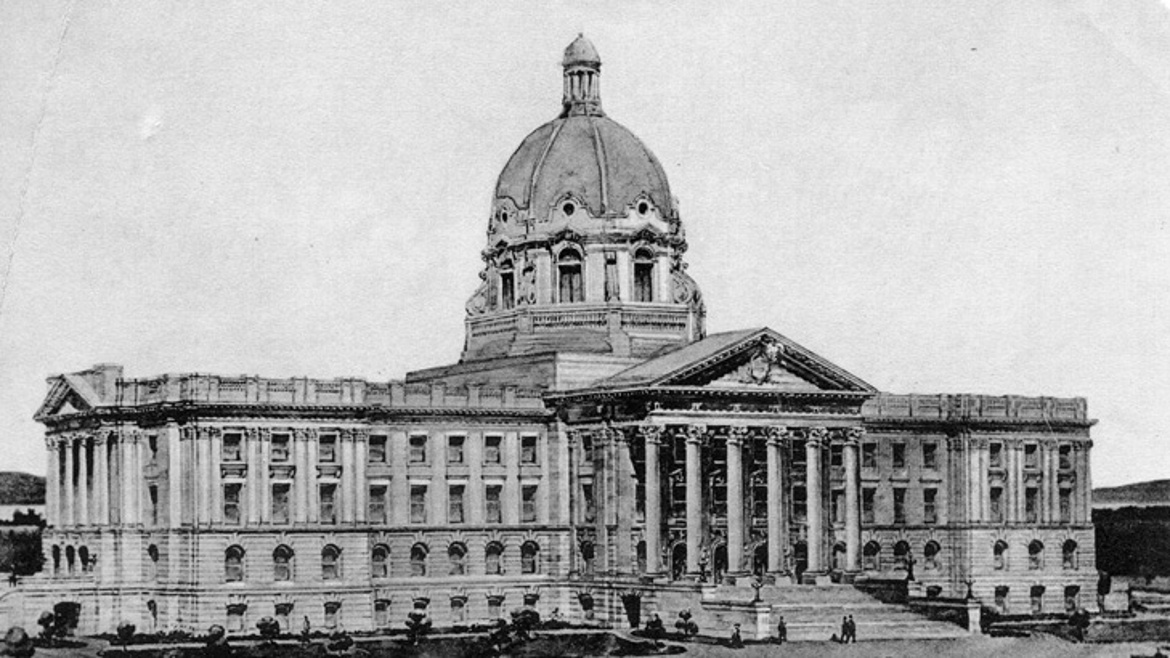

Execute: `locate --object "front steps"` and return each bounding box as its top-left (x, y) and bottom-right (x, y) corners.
top-left (648, 582), bottom-right (969, 642)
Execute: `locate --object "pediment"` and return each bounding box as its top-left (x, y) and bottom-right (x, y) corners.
top-left (597, 327), bottom-right (875, 393)
top-left (34, 378), bottom-right (99, 420)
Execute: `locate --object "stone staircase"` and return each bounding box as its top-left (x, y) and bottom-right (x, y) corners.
top-left (650, 582), bottom-right (969, 642)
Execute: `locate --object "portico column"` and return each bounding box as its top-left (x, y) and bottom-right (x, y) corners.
top-left (294, 428), bottom-right (310, 524)
top-left (726, 426), bottom-right (748, 580)
top-left (78, 436), bottom-right (90, 526)
top-left (121, 433), bottom-right (135, 526)
top-left (641, 425), bottom-right (663, 576)
top-left (766, 427), bottom-right (788, 576)
top-left (246, 428), bottom-right (260, 525)
top-left (45, 438), bottom-right (59, 528)
top-left (806, 427), bottom-right (827, 576)
top-left (685, 425), bottom-right (705, 578)
top-left (95, 433), bottom-right (109, 525)
top-left (63, 437), bottom-right (75, 528)
top-left (844, 427), bottom-right (863, 573)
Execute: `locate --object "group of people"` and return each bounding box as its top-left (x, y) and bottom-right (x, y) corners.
top-left (835, 615), bottom-right (858, 643)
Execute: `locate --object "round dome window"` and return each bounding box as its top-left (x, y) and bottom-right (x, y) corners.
top-left (562, 201), bottom-right (576, 216)
top-left (637, 201), bottom-right (649, 215)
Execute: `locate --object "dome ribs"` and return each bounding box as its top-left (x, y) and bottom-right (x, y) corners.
top-left (587, 116), bottom-right (610, 215)
top-left (526, 120), bottom-right (566, 216)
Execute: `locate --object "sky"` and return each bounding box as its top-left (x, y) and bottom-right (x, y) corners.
top-left (0, 1), bottom-right (1168, 487)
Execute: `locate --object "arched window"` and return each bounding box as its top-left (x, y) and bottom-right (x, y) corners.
top-left (225, 545), bottom-right (245, 582)
top-left (499, 261), bottom-right (515, 310)
top-left (993, 540), bottom-right (1008, 570)
top-left (893, 541), bottom-right (911, 570)
top-left (410, 543), bottom-right (428, 577)
top-left (51, 545), bottom-right (60, 575)
top-left (580, 540), bottom-right (596, 575)
top-left (273, 545), bottom-right (294, 582)
top-left (863, 541), bottom-right (881, 571)
top-left (1028, 540), bottom-right (1044, 570)
top-left (923, 541), bottom-right (941, 571)
top-left (448, 543), bottom-right (467, 576)
top-left (633, 249), bottom-right (655, 302)
top-left (485, 542), bottom-right (503, 575)
top-left (321, 544), bottom-right (341, 581)
top-left (558, 249), bottom-right (584, 303)
top-left (1062, 540), bottom-right (1078, 570)
top-left (636, 541), bottom-right (647, 574)
top-left (521, 541), bottom-right (539, 574)
top-left (65, 545), bottom-right (75, 574)
top-left (371, 544), bottom-right (389, 579)
top-left (147, 544), bottom-right (159, 580)
top-left (78, 546), bottom-right (91, 573)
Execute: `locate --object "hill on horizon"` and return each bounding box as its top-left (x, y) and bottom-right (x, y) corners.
top-left (0, 471), bottom-right (44, 505)
top-left (1094, 479), bottom-right (1170, 507)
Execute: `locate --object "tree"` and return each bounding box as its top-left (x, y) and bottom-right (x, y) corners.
top-left (33, 614), bottom-right (52, 648)
top-left (405, 607), bottom-right (431, 646)
top-left (2, 627), bottom-right (35, 657)
top-left (116, 622), bottom-right (135, 653)
top-left (256, 617), bottom-right (280, 645)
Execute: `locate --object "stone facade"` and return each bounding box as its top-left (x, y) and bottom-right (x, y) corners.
top-left (5, 36), bottom-right (1097, 635)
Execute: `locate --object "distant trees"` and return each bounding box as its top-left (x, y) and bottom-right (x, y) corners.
top-left (1094, 507), bottom-right (1170, 578)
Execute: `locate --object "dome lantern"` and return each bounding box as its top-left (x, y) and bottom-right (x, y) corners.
top-left (562, 34), bottom-right (603, 117)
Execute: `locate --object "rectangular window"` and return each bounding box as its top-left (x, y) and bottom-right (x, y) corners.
top-left (989, 442), bottom-right (1003, 468)
top-left (324, 603), bottom-right (340, 630)
top-left (583, 482), bottom-right (597, 522)
top-left (1059, 488), bottom-right (1072, 523)
top-left (368, 485), bottom-right (387, 524)
top-left (1025, 487), bottom-right (1039, 523)
top-left (923, 488), bottom-right (937, 524)
top-left (501, 271), bottom-right (515, 310)
top-left (369, 435), bottom-right (387, 463)
top-left (892, 443), bottom-right (906, 469)
top-left (634, 261), bottom-right (654, 302)
top-left (1024, 444), bottom-right (1038, 469)
top-left (271, 433), bottom-right (290, 462)
top-left (485, 485), bottom-right (502, 523)
top-left (451, 598), bottom-right (467, 623)
top-left (793, 486), bottom-right (807, 522)
top-left (318, 434), bottom-right (337, 463)
top-left (583, 433), bottom-right (596, 463)
top-left (862, 442), bottom-right (877, 468)
top-left (521, 485), bottom-right (538, 522)
top-left (488, 598), bottom-right (502, 619)
top-left (521, 435), bottom-right (538, 464)
top-left (272, 483), bottom-right (290, 524)
top-left (409, 435), bottom-right (427, 463)
top-left (148, 434), bottom-right (159, 464)
top-left (223, 483), bottom-right (242, 525)
top-left (484, 435), bottom-right (502, 464)
top-left (449, 485), bottom-right (465, 524)
top-left (448, 436), bottom-right (464, 464)
top-left (862, 488), bottom-right (876, 524)
top-left (227, 606), bottom-right (245, 633)
top-left (830, 444), bottom-right (843, 467)
top-left (832, 489), bottom-right (844, 524)
top-left (222, 433), bottom-right (243, 462)
top-left (893, 487), bottom-right (906, 524)
top-left (410, 485), bottom-right (427, 524)
top-left (1059, 445), bottom-right (1072, 471)
top-left (990, 487), bottom-right (1004, 523)
top-left (922, 442), bottom-right (937, 469)
top-left (149, 484), bottom-right (159, 525)
top-left (319, 483), bottom-right (337, 524)
top-left (374, 600), bottom-right (390, 628)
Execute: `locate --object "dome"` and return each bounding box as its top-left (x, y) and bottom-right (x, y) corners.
top-left (563, 34), bottom-right (601, 67)
top-left (494, 114), bottom-right (675, 220)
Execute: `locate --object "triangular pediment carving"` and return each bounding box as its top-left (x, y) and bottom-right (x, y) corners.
top-left (35, 379), bottom-right (98, 421)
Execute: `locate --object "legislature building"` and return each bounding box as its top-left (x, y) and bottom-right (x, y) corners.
top-left (6, 36), bottom-right (1097, 638)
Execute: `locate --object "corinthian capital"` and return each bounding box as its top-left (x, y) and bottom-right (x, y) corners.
top-left (685, 424), bottom-right (708, 445)
top-left (766, 426), bottom-right (790, 447)
top-left (845, 426), bottom-right (865, 446)
top-left (638, 424), bottom-right (663, 446)
top-left (807, 426), bottom-right (829, 447)
top-left (727, 425), bottom-right (750, 448)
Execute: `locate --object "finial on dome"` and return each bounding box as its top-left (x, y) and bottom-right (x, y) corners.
top-left (561, 34), bottom-right (603, 117)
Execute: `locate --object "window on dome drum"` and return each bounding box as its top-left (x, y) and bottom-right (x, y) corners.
top-left (1063, 540), bottom-right (1078, 570)
top-left (448, 435), bottom-right (464, 464)
top-left (893, 488), bottom-right (906, 524)
top-left (1024, 444), bottom-right (1039, 469)
top-left (374, 600), bottom-right (390, 628)
top-left (318, 434), bottom-right (337, 463)
top-left (922, 442), bottom-right (937, 469)
top-left (500, 268), bottom-right (515, 310)
top-left (410, 544), bottom-right (428, 577)
top-left (637, 200), bottom-right (650, 215)
top-left (862, 442), bottom-right (877, 468)
top-left (224, 545), bottom-right (244, 582)
top-left (990, 487), bottom-right (1004, 523)
top-left (223, 483), bottom-right (242, 525)
top-left (521, 435), bottom-right (538, 464)
top-left (271, 483), bottom-right (290, 524)
top-left (449, 485), bottom-right (465, 524)
top-left (371, 544), bottom-right (389, 579)
top-left (1059, 445), bottom-right (1072, 471)
top-left (1028, 540), bottom-right (1044, 570)
top-left (604, 252), bottom-right (619, 302)
top-left (989, 442), bottom-right (1003, 468)
top-left (1060, 488), bottom-right (1072, 523)
top-left (222, 433), bottom-right (243, 462)
top-left (562, 201), bottom-right (576, 216)
top-left (994, 541), bottom-right (1008, 570)
top-left (862, 488), bottom-right (875, 524)
top-left (410, 485), bottom-right (427, 524)
top-left (369, 435), bottom-right (387, 463)
top-left (634, 251), bottom-right (654, 302)
top-left (522, 485), bottom-right (538, 522)
top-left (923, 488), bottom-right (938, 524)
top-left (409, 435), bottom-right (427, 463)
top-left (521, 541), bottom-right (539, 574)
top-left (368, 485), bottom-right (387, 524)
top-left (271, 433), bottom-right (290, 462)
top-left (319, 484), bottom-right (337, 524)
top-left (321, 545), bottom-right (341, 580)
top-left (558, 250), bottom-right (584, 303)
top-left (485, 542), bottom-right (504, 575)
top-left (485, 485), bottom-right (502, 523)
top-left (273, 545), bottom-right (293, 582)
top-left (1031, 585), bottom-right (1045, 614)
top-left (892, 443), bottom-right (906, 469)
top-left (484, 435), bottom-right (502, 464)
top-left (448, 543), bottom-right (467, 575)
top-left (1025, 487), bottom-right (1039, 523)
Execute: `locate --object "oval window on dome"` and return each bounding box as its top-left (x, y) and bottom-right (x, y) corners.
top-left (562, 201), bottom-right (576, 216)
top-left (637, 201), bottom-right (650, 215)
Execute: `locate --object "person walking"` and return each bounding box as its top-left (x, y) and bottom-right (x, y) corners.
top-left (845, 615), bottom-right (857, 643)
top-left (776, 615), bottom-right (787, 644)
top-left (729, 623), bottom-right (744, 648)
top-left (840, 616), bottom-right (849, 643)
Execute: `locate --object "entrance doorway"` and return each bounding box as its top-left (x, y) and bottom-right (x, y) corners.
top-left (671, 544), bottom-right (687, 581)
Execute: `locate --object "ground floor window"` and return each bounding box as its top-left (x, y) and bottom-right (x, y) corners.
top-left (324, 602), bottom-right (341, 630)
top-left (1031, 585), bottom-right (1046, 614)
top-left (227, 604), bottom-right (247, 633)
top-left (374, 599), bottom-right (390, 628)
top-left (995, 586), bottom-right (1010, 613)
top-left (1065, 585), bottom-right (1081, 612)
